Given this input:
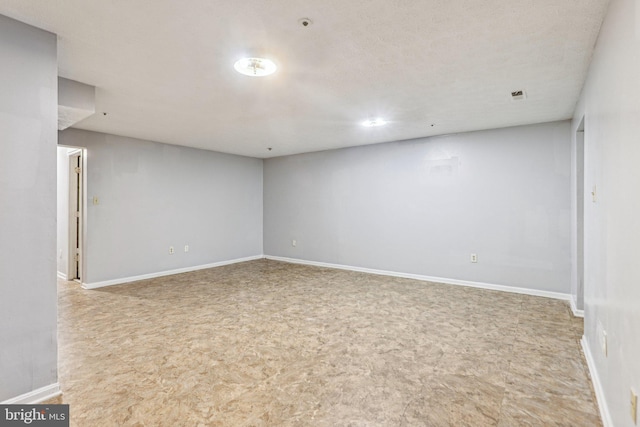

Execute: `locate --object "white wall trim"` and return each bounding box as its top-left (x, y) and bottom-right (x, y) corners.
top-left (1, 383), bottom-right (61, 404)
top-left (570, 296), bottom-right (584, 317)
top-left (82, 255), bottom-right (264, 289)
top-left (581, 336), bottom-right (613, 427)
top-left (56, 271), bottom-right (67, 281)
top-left (265, 255), bottom-right (571, 301)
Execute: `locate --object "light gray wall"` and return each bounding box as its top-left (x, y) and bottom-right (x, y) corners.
top-left (572, 0), bottom-right (640, 424)
top-left (56, 148), bottom-right (70, 278)
top-left (0, 15), bottom-right (58, 401)
top-left (58, 129), bottom-right (263, 285)
top-left (57, 77), bottom-right (95, 131)
top-left (265, 121), bottom-right (571, 293)
top-left (58, 77), bottom-right (95, 112)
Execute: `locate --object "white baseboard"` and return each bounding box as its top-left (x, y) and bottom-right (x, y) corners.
top-left (581, 336), bottom-right (613, 427)
top-left (264, 255), bottom-right (571, 301)
top-left (1, 383), bottom-right (61, 404)
top-left (56, 271), bottom-right (67, 281)
top-left (570, 296), bottom-right (585, 317)
top-left (82, 255), bottom-right (264, 289)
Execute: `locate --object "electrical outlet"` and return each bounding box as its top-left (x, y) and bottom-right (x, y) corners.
top-left (92, 196), bottom-right (99, 205)
top-left (184, 245), bottom-right (189, 253)
top-left (470, 253), bottom-right (478, 263)
top-left (292, 239), bottom-right (297, 247)
top-left (169, 246), bottom-right (174, 255)
top-left (631, 389), bottom-right (638, 424)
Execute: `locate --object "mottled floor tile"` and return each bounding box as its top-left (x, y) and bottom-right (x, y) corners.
top-left (498, 389), bottom-right (602, 427)
top-left (52, 260), bottom-right (600, 426)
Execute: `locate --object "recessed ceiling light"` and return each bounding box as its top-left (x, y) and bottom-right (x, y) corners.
top-left (234, 58), bottom-right (277, 77)
top-left (362, 118), bottom-right (387, 127)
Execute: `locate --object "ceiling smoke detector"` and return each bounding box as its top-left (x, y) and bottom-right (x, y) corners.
top-left (234, 58), bottom-right (277, 77)
top-left (511, 90), bottom-right (526, 101)
top-left (298, 18), bottom-right (313, 27)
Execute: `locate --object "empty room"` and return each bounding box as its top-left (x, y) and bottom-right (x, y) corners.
top-left (0, 0), bottom-right (638, 426)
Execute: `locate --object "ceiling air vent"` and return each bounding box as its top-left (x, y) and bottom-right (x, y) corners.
top-left (511, 90), bottom-right (526, 101)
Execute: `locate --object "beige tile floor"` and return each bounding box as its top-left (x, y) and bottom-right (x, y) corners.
top-left (48, 259), bottom-right (601, 426)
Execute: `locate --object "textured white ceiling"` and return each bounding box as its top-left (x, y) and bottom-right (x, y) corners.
top-left (0, 0), bottom-right (609, 158)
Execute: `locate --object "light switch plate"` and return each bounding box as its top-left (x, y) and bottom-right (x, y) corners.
top-left (632, 389), bottom-right (638, 424)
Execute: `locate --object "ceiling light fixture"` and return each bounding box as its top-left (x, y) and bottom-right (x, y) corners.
top-left (234, 57), bottom-right (277, 77)
top-left (511, 90), bottom-right (526, 100)
top-left (362, 118), bottom-right (387, 127)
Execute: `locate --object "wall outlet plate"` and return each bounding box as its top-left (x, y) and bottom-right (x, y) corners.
top-left (169, 246), bottom-right (174, 255)
top-left (470, 253), bottom-right (478, 263)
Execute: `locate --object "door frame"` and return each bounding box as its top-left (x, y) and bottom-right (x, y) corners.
top-left (575, 116), bottom-right (585, 314)
top-left (65, 147), bottom-right (86, 282)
